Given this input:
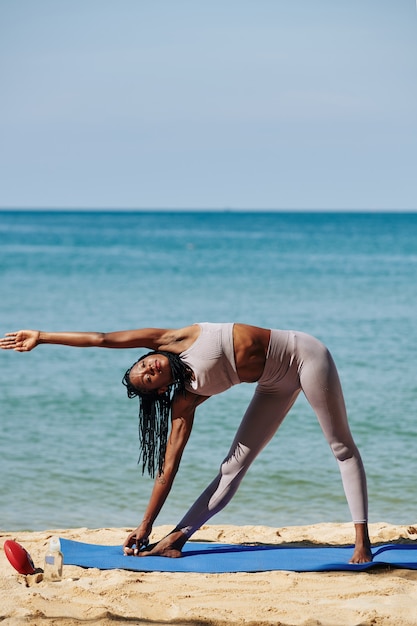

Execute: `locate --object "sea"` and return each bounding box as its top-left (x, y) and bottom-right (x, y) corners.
top-left (0, 210), bottom-right (416, 532)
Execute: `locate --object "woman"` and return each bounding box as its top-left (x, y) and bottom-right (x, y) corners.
top-left (0, 322), bottom-right (372, 563)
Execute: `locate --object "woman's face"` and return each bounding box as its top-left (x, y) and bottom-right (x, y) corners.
top-left (129, 353), bottom-right (173, 394)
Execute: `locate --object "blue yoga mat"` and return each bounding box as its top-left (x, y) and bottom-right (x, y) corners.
top-left (60, 539), bottom-right (417, 573)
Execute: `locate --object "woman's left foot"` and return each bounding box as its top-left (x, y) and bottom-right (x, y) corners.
top-left (137, 530), bottom-right (186, 558)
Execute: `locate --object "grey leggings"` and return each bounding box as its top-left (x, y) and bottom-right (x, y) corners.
top-left (177, 330), bottom-right (368, 536)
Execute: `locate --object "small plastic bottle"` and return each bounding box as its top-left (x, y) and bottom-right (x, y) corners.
top-left (44, 536), bottom-right (63, 581)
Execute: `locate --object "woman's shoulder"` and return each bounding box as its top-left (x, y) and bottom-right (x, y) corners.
top-left (158, 324), bottom-right (201, 353)
top-left (171, 387), bottom-right (209, 415)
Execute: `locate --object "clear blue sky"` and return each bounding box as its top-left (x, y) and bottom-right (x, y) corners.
top-left (1, 0), bottom-right (416, 210)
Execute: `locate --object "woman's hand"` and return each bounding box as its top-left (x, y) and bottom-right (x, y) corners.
top-left (0, 330), bottom-right (40, 352)
top-left (123, 521), bottom-right (153, 556)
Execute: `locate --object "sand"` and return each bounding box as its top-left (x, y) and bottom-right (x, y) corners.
top-left (1, 522), bottom-right (417, 626)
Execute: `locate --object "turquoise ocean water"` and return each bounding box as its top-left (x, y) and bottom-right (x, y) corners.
top-left (1, 210), bottom-right (416, 532)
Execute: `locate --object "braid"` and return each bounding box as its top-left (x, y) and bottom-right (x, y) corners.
top-left (122, 351), bottom-right (192, 478)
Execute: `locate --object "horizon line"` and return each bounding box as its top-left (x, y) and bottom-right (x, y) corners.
top-left (1, 207), bottom-right (416, 213)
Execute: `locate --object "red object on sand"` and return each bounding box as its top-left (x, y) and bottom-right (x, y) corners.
top-left (3, 540), bottom-right (36, 575)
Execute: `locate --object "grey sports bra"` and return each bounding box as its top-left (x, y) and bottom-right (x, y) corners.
top-left (180, 323), bottom-right (240, 396)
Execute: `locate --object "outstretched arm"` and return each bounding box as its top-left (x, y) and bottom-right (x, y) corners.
top-left (123, 391), bottom-right (208, 555)
top-left (0, 328), bottom-right (179, 352)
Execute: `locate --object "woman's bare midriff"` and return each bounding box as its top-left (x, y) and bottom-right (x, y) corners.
top-left (232, 324), bottom-right (270, 383)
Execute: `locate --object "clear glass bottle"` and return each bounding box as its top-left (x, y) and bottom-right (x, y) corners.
top-left (44, 536), bottom-right (63, 581)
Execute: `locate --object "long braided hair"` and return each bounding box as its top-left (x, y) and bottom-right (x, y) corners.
top-left (122, 351), bottom-right (192, 478)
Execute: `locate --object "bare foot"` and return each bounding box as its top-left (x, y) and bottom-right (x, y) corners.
top-left (349, 523), bottom-right (372, 563)
top-left (349, 544), bottom-right (373, 564)
top-left (137, 530), bottom-right (187, 558)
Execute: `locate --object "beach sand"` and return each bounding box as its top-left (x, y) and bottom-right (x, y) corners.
top-left (1, 522), bottom-right (417, 626)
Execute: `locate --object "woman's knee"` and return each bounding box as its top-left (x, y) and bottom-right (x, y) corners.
top-left (330, 439), bottom-right (357, 462)
top-left (220, 443), bottom-right (253, 479)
